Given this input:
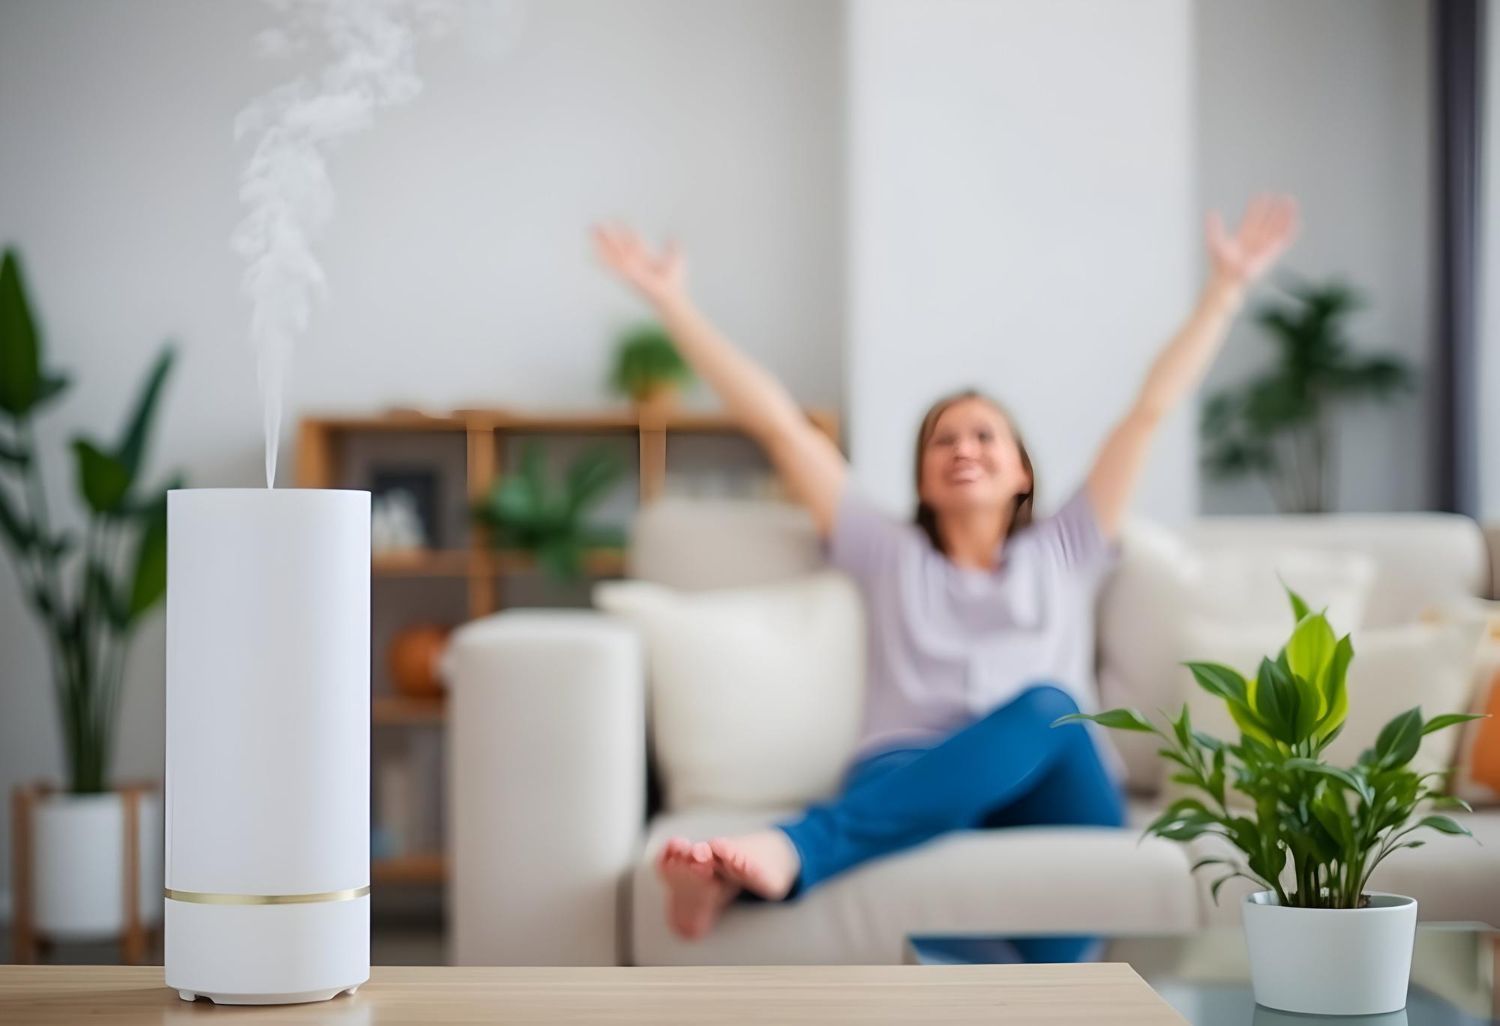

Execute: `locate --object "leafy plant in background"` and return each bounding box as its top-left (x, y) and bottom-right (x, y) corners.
top-left (473, 441), bottom-right (624, 581)
top-left (1201, 278), bottom-right (1415, 513)
top-left (1060, 587), bottom-right (1480, 910)
top-left (607, 322), bottom-right (693, 403)
top-left (0, 248), bottom-right (181, 794)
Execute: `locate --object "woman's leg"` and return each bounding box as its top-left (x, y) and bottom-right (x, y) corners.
top-left (713, 684), bottom-right (1124, 900)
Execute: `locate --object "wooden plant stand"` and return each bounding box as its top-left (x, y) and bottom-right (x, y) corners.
top-left (10, 780), bottom-right (157, 965)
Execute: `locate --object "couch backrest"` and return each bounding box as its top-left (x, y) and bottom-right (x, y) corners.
top-left (628, 498), bottom-right (825, 590)
top-left (631, 500), bottom-right (1493, 613)
top-left (1182, 513), bottom-right (1489, 626)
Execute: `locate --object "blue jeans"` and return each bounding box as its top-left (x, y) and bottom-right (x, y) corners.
top-left (776, 684), bottom-right (1124, 898)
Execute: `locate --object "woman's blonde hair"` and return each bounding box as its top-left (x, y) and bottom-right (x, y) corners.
top-left (912, 388), bottom-right (1035, 554)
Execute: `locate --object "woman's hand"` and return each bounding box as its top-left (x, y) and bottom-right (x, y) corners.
top-left (1205, 194), bottom-right (1299, 290)
top-left (592, 223), bottom-right (688, 309)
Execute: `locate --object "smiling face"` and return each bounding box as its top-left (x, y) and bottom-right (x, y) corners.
top-left (916, 395), bottom-right (1033, 521)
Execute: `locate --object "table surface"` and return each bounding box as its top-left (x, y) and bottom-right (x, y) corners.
top-left (0, 963), bottom-right (1186, 1024)
top-left (906, 923), bottom-right (1500, 1025)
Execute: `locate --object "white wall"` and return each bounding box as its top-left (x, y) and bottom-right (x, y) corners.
top-left (846, 0), bottom-right (1197, 521)
top-left (1482, 2), bottom-right (1500, 523)
top-left (0, 0), bottom-right (842, 901)
top-left (1196, 0), bottom-right (1433, 515)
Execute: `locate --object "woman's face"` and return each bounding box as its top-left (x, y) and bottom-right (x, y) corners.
top-left (918, 398), bottom-right (1031, 516)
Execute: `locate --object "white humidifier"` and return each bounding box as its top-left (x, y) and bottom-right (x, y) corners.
top-left (165, 489), bottom-right (370, 1004)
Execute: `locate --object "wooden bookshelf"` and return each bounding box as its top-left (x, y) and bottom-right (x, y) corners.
top-left (297, 404), bottom-right (839, 886)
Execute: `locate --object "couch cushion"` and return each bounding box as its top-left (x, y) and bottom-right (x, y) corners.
top-left (1188, 810), bottom-right (1500, 928)
top-left (630, 808), bottom-right (1200, 966)
top-left (596, 573), bottom-right (864, 811)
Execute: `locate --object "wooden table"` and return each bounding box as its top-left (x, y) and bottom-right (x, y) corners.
top-left (0, 964), bottom-right (1186, 1023)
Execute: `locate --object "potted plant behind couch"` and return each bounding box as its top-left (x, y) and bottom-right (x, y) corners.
top-left (608, 321), bottom-right (693, 420)
top-left (0, 248), bottom-right (180, 951)
top-left (1062, 586), bottom-right (1481, 1017)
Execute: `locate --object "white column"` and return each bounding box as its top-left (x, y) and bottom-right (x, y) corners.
top-left (846, 0), bottom-right (1197, 521)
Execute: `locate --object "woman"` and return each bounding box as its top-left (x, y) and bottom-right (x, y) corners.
top-left (592, 195), bottom-right (1298, 941)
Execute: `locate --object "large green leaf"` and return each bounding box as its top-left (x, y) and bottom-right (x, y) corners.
top-left (0, 483), bottom-right (35, 552)
top-left (72, 438), bottom-right (132, 514)
top-left (115, 346), bottom-right (174, 478)
top-left (1421, 713), bottom-right (1484, 736)
top-left (128, 497), bottom-right (168, 620)
top-left (1314, 634), bottom-right (1353, 742)
top-left (1374, 707), bottom-right (1424, 769)
top-left (1254, 657), bottom-right (1301, 745)
top-left (0, 249), bottom-right (41, 417)
top-left (1056, 708), bottom-right (1156, 733)
top-left (1284, 607), bottom-right (1335, 690)
top-left (1186, 662), bottom-right (1249, 705)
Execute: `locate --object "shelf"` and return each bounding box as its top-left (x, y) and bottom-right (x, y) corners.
top-left (305, 406), bottom-right (838, 438)
top-left (372, 548), bottom-right (627, 578)
top-left (372, 694), bottom-right (446, 725)
top-left (372, 550), bottom-right (474, 576)
top-left (372, 852), bottom-right (446, 885)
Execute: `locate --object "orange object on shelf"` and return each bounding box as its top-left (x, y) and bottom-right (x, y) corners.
top-left (388, 623), bottom-right (452, 699)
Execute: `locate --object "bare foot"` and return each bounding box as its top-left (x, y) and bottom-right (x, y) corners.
top-left (708, 831), bottom-right (801, 901)
top-left (656, 837), bottom-right (738, 940)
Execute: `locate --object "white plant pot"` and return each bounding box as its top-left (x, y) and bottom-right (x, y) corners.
top-left (33, 791), bottom-right (163, 940)
top-left (1243, 891), bottom-right (1418, 1016)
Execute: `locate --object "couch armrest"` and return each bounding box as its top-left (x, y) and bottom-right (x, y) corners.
top-left (444, 610), bottom-right (645, 966)
top-left (1486, 524), bottom-right (1500, 599)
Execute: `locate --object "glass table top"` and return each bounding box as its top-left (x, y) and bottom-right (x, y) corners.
top-left (905, 923), bottom-right (1499, 1025)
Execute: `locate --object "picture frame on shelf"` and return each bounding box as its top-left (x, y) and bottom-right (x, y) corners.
top-left (370, 466), bottom-right (442, 553)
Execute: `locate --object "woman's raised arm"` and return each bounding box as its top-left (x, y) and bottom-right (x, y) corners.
top-left (593, 224), bottom-right (847, 536)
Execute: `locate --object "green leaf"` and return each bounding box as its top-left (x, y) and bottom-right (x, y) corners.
top-left (0, 484), bottom-right (35, 552)
top-left (1255, 657), bottom-right (1302, 745)
top-left (1421, 713), bottom-right (1485, 736)
top-left (114, 346), bottom-right (174, 478)
top-left (86, 560), bottom-right (128, 630)
top-left (1429, 795), bottom-right (1473, 813)
top-left (1285, 758), bottom-right (1370, 802)
top-left (1054, 708), bottom-right (1156, 733)
top-left (1414, 815), bottom-right (1471, 838)
top-left (1375, 708), bottom-right (1424, 769)
top-left (1314, 634), bottom-right (1353, 741)
top-left (128, 498), bottom-right (168, 620)
top-left (1286, 585), bottom-right (1311, 623)
top-left (72, 438), bottom-right (131, 514)
top-left (0, 248), bottom-right (41, 417)
top-left (1187, 662), bottom-right (1249, 705)
top-left (1284, 608), bottom-right (1335, 696)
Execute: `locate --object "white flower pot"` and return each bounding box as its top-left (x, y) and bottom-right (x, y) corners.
top-left (34, 791), bottom-right (163, 940)
top-left (1243, 891), bottom-right (1417, 1016)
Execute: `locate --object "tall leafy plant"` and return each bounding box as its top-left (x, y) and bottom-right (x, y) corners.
top-left (473, 441), bottom-right (623, 581)
top-left (1061, 588), bottom-right (1480, 910)
top-left (1201, 279), bottom-right (1415, 513)
top-left (0, 248), bottom-right (181, 794)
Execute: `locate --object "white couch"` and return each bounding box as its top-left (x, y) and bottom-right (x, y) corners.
top-left (445, 501), bottom-right (1499, 966)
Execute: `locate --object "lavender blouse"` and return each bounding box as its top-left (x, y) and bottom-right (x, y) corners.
top-left (829, 484), bottom-right (1119, 761)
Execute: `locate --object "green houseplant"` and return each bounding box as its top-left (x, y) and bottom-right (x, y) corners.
top-left (1200, 278), bottom-right (1415, 513)
top-left (473, 441), bottom-right (624, 581)
top-left (607, 322), bottom-right (693, 410)
top-left (1061, 587), bottom-right (1480, 1014)
top-left (1, 246), bottom-right (180, 937)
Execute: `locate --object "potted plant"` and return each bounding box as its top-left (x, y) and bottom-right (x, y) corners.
top-left (1200, 277), bottom-right (1416, 513)
top-left (607, 322), bottom-right (693, 418)
top-left (473, 441), bottom-right (624, 581)
top-left (0, 248), bottom-right (180, 939)
top-left (1061, 587), bottom-right (1480, 1016)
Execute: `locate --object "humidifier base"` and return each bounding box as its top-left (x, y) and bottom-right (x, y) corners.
top-left (164, 892), bottom-right (370, 1005)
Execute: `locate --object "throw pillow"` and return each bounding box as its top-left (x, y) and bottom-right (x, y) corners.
top-left (594, 571), bottom-right (864, 811)
top-left (1097, 520), bottom-right (1377, 794)
top-left (1423, 597), bottom-right (1500, 806)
